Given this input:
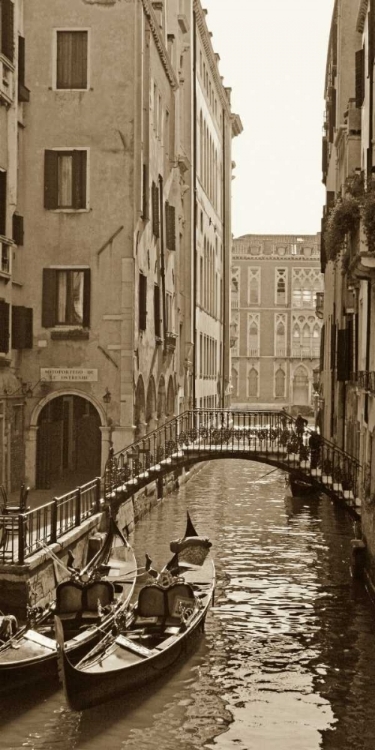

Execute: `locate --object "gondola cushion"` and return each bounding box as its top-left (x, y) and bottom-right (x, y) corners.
top-left (84, 581), bottom-right (115, 611)
top-left (137, 585), bottom-right (165, 617)
top-left (55, 581), bottom-right (84, 614)
top-left (166, 583), bottom-right (195, 622)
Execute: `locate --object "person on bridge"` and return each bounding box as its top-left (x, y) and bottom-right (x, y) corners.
top-left (309, 430), bottom-right (322, 469)
top-left (295, 413), bottom-right (307, 444)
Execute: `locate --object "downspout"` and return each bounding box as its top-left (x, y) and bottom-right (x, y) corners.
top-left (159, 175), bottom-right (167, 351)
top-left (192, 12), bottom-right (197, 409)
top-left (221, 108), bottom-right (226, 409)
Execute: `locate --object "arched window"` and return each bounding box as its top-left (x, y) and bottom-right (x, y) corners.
top-left (248, 367), bottom-right (258, 398)
top-left (231, 367), bottom-right (239, 396)
top-left (276, 320), bottom-right (286, 356)
top-left (275, 367), bottom-right (285, 398)
top-left (248, 317), bottom-right (259, 357)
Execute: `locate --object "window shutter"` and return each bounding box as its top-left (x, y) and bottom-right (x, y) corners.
top-left (355, 48), bottom-right (365, 108)
top-left (139, 273), bottom-right (147, 331)
top-left (42, 269), bottom-right (57, 327)
top-left (154, 284), bottom-right (161, 337)
top-left (1, 0), bottom-right (14, 62)
top-left (151, 182), bottom-right (159, 237)
top-left (166, 203), bottom-right (176, 251)
top-left (18, 35), bottom-right (25, 84)
top-left (72, 150), bottom-right (87, 209)
top-left (0, 300), bottom-right (10, 353)
top-left (0, 171), bottom-right (7, 237)
top-left (337, 328), bottom-right (350, 381)
top-left (330, 322), bottom-right (336, 371)
top-left (82, 269), bottom-right (91, 327)
top-left (322, 137), bottom-right (327, 182)
top-left (44, 151), bottom-right (59, 209)
top-left (12, 306), bottom-right (33, 349)
top-left (142, 164), bottom-right (149, 220)
top-left (320, 324), bottom-right (325, 371)
top-left (12, 213), bottom-right (24, 245)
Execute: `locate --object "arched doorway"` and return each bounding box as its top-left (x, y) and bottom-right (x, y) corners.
top-left (293, 365), bottom-right (309, 406)
top-left (36, 395), bottom-right (101, 489)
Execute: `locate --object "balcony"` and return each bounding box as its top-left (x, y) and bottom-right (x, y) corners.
top-left (0, 55), bottom-right (14, 107)
top-left (165, 332), bottom-right (178, 353)
top-left (357, 371), bottom-right (375, 394)
top-left (247, 348), bottom-right (259, 358)
top-left (291, 346), bottom-right (320, 359)
top-left (347, 222), bottom-right (375, 280)
top-left (0, 242), bottom-right (11, 282)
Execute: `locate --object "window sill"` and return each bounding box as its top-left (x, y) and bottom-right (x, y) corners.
top-left (51, 329), bottom-right (89, 341)
top-left (47, 208), bottom-right (90, 213)
top-left (0, 271), bottom-right (11, 283)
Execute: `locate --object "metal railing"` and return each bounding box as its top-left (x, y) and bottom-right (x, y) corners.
top-left (0, 477), bottom-right (101, 565)
top-left (0, 410), bottom-right (362, 565)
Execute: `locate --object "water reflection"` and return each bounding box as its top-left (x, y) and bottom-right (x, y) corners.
top-left (1, 460), bottom-right (375, 750)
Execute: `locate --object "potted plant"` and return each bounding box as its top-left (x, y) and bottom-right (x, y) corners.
top-left (342, 474), bottom-right (354, 499)
top-left (332, 465), bottom-right (344, 492)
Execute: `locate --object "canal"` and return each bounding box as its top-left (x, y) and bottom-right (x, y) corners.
top-left (1, 459), bottom-right (375, 750)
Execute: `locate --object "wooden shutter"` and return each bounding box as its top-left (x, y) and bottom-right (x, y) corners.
top-left (330, 321), bottom-right (336, 371)
top-left (12, 213), bottom-right (24, 245)
top-left (142, 164), bottom-right (149, 220)
top-left (72, 150), bottom-right (87, 209)
top-left (0, 170), bottom-right (6, 237)
top-left (17, 35), bottom-right (29, 102)
top-left (322, 137), bottom-right (327, 182)
top-left (154, 284), bottom-right (161, 337)
top-left (355, 48), bottom-right (365, 108)
top-left (82, 269), bottom-right (91, 327)
top-left (320, 324), bottom-right (325, 371)
top-left (0, 300), bottom-right (10, 353)
top-left (139, 273), bottom-right (147, 331)
top-left (44, 151), bottom-right (59, 209)
top-left (152, 182), bottom-right (159, 237)
top-left (337, 328), bottom-right (350, 381)
top-left (12, 306), bottom-right (33, 349)
top-left (42, 269), bottom-right (57, 327)
top-left (165, 203), bottom-right (176, 251)
top-left (1, 0), bottom-right (14, 62)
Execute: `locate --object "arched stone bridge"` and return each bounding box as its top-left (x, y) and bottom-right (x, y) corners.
top-left (105, 409), bottom-right (361, 517)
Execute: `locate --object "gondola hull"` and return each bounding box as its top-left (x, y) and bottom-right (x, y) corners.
top-left (57, 514), bottom-right (214, 711)
top-left (0, 520), bottom-right (136, 692)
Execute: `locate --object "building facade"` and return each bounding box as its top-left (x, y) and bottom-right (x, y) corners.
top-left (231, 234), bottom-right (323, 414)
top-left (320, 0), bottom-right (375, 575)
top-left (0, 0), bottom-right (240, 491)
top-left (0, 0), bottom-right (29, 491)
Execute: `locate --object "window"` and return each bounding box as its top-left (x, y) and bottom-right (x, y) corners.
top-left (275, 367), bottom-right (285, 398)
top-left (139, 273), bottom-right (147, 331)
top-left (276, 269), bottom-right (286, 305)
top-left (1, 243), bottom-right (10, 274)
top-left (44, 150), bottom-right (87, 210)
top-left (231, 367), bottom-right (238, 397)
top-left (275, 314), bottom-right (286, 357)
top-left (1, 0), bottom-right (14, 62)
top-left (151, 181), bottom-right (160, 237)
top-left (166, 291), bottom-right (173, 332)
top-left (231, 267), bottom-right (239, 309)
top-left (247, 314), bottom-right (259, 357)
top-left (18, 35), bottom-right (30, 102)
top-left (165, 202), bottom-right (176, 251)
top-left (42, 268), bottom-right (90, 327)
top-left (56, 31), bottom-right (88, 90)
top-left (248, 268), bottom-right (260, 305)
top-left (248, 367), bottom-right (258, 398)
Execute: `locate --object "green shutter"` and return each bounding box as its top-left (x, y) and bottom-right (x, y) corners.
top-left (0, 300), bottom-right (10, 353)
top-left (44, 151), bottom-right (59, 209)
top-left (42, 269), bottom-right (57, 327)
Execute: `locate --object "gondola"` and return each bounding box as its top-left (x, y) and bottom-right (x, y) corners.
top-left (287, 473), bottom-right (317, 498)
top-left (56, 513), bottom-right (215, 711)
top-left (0, 515), bottom-right (137, 692)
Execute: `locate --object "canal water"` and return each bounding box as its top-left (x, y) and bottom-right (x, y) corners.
top-left (1, 459), bottom-right (375, 750)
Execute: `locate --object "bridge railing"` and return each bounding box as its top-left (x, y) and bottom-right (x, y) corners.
top-left (0, 477), bottom-right (101, 565)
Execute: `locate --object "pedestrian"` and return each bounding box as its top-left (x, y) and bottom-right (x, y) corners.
top-left (309, 430), bottom-right (322, 469)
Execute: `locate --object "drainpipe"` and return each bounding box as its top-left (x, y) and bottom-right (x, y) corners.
top-left (159, 175), bottom-right (167, 352)
top-left (192, 12), bottom-right (197, 409)
top-left (221, 108), bottom-right (226, 409)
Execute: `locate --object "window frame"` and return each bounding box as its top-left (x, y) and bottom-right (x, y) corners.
top-left (52, 28), bottom-right (90, 91)
top-left (42, 266), bottom-right (91, 329)
top-left (44, 148), bottom-right (89, 212)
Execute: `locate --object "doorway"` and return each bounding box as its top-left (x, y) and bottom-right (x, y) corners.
top-left (36, 395), bottom-right (101, 489)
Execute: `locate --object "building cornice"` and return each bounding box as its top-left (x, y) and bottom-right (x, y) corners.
top-left (193, 0), bottom-right (232, 116)
top-left (357, 0), bottom-right (369, 32)
top-left (141, 0), bottom-right (178, 91)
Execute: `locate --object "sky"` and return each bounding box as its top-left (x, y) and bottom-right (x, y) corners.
top-left (202, 0), bottom-right (335, 238)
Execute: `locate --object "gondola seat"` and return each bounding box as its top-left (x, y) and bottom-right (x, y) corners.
top-left (55, 581), bottom-right (84, 621)
top-left (136, 582), bottom-right (196, 631)
top-left (82, 581), bottom-right (115, 618)
top-left (165, 583), bottom-right (195, 627)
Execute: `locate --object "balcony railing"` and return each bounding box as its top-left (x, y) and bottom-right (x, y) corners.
top-left (291, 346), bottom-right (320, 359)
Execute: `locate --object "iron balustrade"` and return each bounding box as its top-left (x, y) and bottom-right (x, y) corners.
top-left (0, 478), bottom-right (101, 565)
top-left (0, 411), bottom-right (361, 565)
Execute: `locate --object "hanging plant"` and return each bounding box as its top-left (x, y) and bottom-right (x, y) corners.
top-left (324, 195), bottom-right (361, 262)
top-left (362, 186), bottom-right (375, 254)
